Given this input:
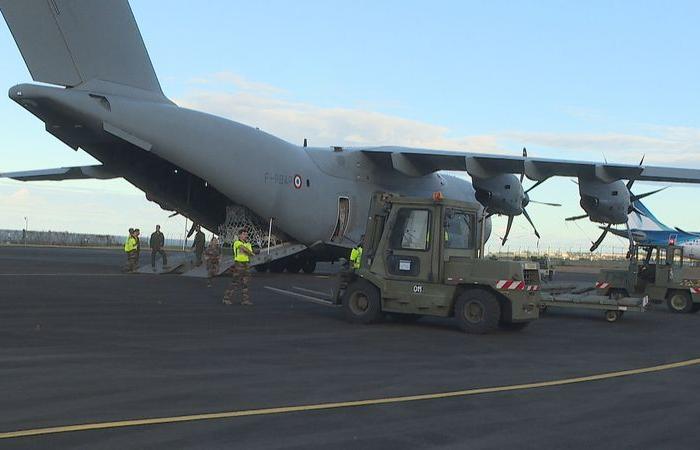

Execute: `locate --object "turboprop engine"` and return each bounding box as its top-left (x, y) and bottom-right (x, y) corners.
top-left (576, 178), bottom-right (630, 225)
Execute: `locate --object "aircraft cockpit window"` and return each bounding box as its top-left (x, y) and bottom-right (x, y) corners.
top-left (390, 209), bottom-right (431, 251)
top-left (444, 209), bottom-right (476, 249)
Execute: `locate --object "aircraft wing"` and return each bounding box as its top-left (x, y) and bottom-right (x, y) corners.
top-left (0, 165), bottom-right (117, 181)
top-left (359, 146), bottom-right (700, 183)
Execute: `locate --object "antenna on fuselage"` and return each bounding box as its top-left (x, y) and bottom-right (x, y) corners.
top-left (303, 138), bottom-right (308, 148)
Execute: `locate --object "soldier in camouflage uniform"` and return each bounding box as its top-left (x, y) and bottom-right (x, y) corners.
top-left (204, 236), bottom-right (221, 288)
top-left (222, 230), bottom-right (255, 306)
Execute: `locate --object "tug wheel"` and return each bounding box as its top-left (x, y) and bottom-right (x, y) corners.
top-left (454, 289), bottom-right (500, 334)
top-left (667, 291), bottom-right (693, 314)
top-left (343, 279), bottom-right (382, 324)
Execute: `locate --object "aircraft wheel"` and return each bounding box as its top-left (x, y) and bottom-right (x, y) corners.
top-left (269, 260), bottom-right (286, 273)
top-left (343, 279), bottom-right (382, 324)
top-left (454, 289), bottom-right (500, 334)
top-left (667, 291), bottom-right (693, 313)
top-left (605, 310), bottom-right (622, 322)
top-left (285, 259), bottom-right (303, 273)
top-left (302, 259), bottom-right (317, 274)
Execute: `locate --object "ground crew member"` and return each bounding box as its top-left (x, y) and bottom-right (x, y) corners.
top-left (192, 226), bottom-right (205, 266)
top-left (350, 235), bottom-right (364, 269)
top-left (124, 228), bottom-right (139, 273)
top-left (204, 236), bottom-right (221, 288)
top-left (223, 229), bottom-right (256, 305)
top-left (150, 225), bottom-right (168, 271)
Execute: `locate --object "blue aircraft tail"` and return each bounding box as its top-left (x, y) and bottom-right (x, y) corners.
top-left (628, 200), bottom-right (674, 232)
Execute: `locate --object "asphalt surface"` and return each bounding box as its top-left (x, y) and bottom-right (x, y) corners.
top-left (1, 246), bottom-right (700, 449)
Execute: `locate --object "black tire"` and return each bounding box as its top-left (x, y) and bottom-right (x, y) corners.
top-left (285, 259), bottom-right (302, 273)
top-left (343, 279), bottom-right (382, 324)
top-left (454, 289), bottom-right (501, 334)
top-left (269, 260), bottom-right (286, 273)
top-left (605, 310), bottom-right (621, 323)
top-left (667, 291), bottom-right (693, 314)
top-left (254, 264), bottom-right (268, 273)
top-left (302, 259), bottom-right (317, 274)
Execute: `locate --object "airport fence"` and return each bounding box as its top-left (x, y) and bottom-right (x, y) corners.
top-left (0, 229), bottom-right (192, 249)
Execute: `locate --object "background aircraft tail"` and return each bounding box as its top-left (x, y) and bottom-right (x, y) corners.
top-left (629, 200), bottom-right (674, 231)
top-left (0, 0), bottom-right (164, 97)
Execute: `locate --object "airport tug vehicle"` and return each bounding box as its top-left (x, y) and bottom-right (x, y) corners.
top-left (595, 243), bottom-right (700, 314)
top-left (331, 192), bottom-right (540, 334)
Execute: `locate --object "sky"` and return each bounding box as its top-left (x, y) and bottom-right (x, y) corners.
top-left (1, 0), bottom-right (699, 250)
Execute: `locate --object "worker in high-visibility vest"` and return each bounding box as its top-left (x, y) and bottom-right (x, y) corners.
top-left (123, 228), bottom-right (140, 273)
top-left (350, 235), bottom-right (364, 269)
top-left (223, 229), bottom-right (256, 305)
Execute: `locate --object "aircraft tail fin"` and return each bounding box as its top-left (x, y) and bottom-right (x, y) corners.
top-left (0, 0), bottom-right (164, 96)
top-left (629, 200), bottom-right (674, 231)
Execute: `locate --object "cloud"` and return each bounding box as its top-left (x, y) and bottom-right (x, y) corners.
top-left (178, 72), bottom-right (700, 166)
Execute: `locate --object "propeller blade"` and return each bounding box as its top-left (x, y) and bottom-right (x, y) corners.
top-left (590, 224), bottom-right (611, 252)
top-left (520, 147), bottom-right (527, 183)
top-left (168, 212), bottom-right (180, 218)
top-left (631, 187), bottom-right (668, 202)
top-left (525, 179), bottom-right (546, 194)
top-left (528, 200), bottom-right (562, 207)
top-left (522, 208), bottom-right (541, 240)
top-left (627, 155), bottom-right (646, 190)
top-left (565, 214), bottom-right (589, 222)
top-left (501, 216), bottom-right (514, 246)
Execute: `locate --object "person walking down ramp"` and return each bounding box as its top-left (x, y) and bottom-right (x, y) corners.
top-left (192, 226), bottom-right (205, 266)
top-left (222, 229), bottom-right (256, 306)
top-left (150, 225), bottom-right (168, 271)
top-left (123, 228), bottom-right (139, 273)
top-left (205, 236), bottom-right (221, 288)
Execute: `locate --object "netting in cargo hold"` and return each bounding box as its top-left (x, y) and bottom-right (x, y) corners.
top-left (218, 205), bottom-right (286, 247)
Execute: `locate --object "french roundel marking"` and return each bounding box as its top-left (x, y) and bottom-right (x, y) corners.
top-left (293, 175), bottom-right (303, 189)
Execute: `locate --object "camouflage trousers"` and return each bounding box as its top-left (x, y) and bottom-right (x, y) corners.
top-left (206, 258), bottom-right (220, 280)
top-left (223, 262), bottom-right (250, 304)
top-left (126, 251), bottom-right (139, 272)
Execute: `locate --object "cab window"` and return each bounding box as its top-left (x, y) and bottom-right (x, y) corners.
top-left (445, 209), bottom-right (476, 249)
top-left (390, 209), bottom-right (431, 251)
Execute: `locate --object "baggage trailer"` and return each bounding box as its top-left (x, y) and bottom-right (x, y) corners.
top-left (539, 285), bottom-right (649, 322)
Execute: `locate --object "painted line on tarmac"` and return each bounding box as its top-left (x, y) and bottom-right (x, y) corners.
top-left (265, 286), bottom-right (337, 307)
top-left (1, 357), bottom-right (699, 440)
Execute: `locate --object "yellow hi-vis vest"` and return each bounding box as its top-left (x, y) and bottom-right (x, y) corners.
top-left (350, 246), bottom-right (363, 269)
top-left (233, 240), bottom-right (253, 263)
top-left (124, 236), bottom-right (138, 253)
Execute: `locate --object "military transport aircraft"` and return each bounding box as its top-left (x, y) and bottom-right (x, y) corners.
top-left (2, 0), bottom-right (700, 272)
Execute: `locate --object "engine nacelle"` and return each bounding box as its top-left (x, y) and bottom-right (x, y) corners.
top-left (578, 178), bottom-right (630, 224)
top-left (473, 174), bottom-right (524, 216)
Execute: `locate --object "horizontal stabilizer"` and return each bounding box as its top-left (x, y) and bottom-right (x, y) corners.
top-left (1, 165), bottom-right (117, 181)
top-left (0, 0), bottom-right (163, 95)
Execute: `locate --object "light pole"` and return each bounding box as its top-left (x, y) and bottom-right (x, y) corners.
top-left (23, 216), bottom-right (29, 246)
